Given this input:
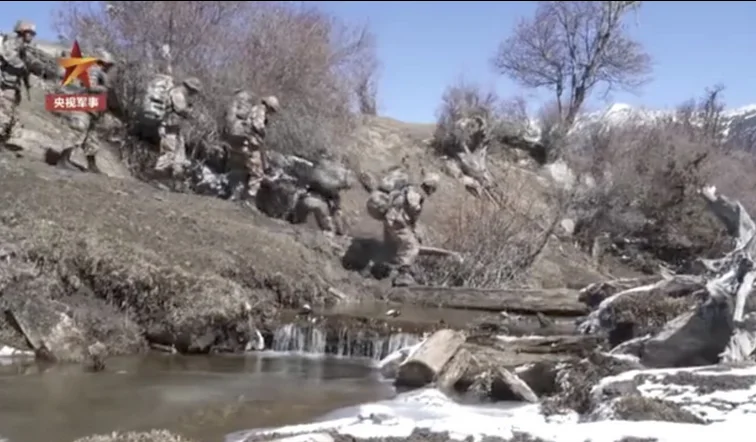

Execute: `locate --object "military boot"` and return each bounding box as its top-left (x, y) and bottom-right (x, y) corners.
top-left (392, 266), bottom-right (416, 287)
top-left (86, 155), bottom-right (102, 174)
top-left (57, 147), bottom-right (81, 171)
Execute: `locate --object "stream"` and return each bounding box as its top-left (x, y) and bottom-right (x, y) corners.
top-left (0, 323), bottom-right (423, 442)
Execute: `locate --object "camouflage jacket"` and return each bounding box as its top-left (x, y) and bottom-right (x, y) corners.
top-left (249, 103), bottom-right (268, 138)
top-left (225, 91), bottom-right (253, 138)
top-left (0, 36), bottom-right (28, 88)
top-left (384, 185), bottom-right (425, 230)
top-left (87, 65), bottom-right (114, 95)
top-left (164, 85), bottom-right (192, 129)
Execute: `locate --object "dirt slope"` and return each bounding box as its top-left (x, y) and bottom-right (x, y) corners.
top-left (0, 82), bottom-right (617, 357)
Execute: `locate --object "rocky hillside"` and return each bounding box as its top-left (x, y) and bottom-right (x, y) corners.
top-left (0, 67), bottom-right (628, 362)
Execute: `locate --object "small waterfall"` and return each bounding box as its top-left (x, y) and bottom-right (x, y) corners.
top-left (269, 322), bottom-right (422, 360)
top-left (271, 323), bottom-right (326, 354)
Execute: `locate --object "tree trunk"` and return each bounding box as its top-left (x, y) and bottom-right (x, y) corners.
top-left (395, 329), bottom-right (465, 388)
top-left (437, 347), bottom-right (471, 391)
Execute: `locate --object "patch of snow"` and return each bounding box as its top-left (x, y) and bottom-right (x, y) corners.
top-left (229, 388), bottom-right (755, 442)
top-left (594, 364), bottom-right (756, 422)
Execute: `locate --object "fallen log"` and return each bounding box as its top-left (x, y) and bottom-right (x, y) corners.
top-left (468, 334), bottom-right (602, 356)
top-left (464, 346), bottom-right (539, 403)
top-left (388, 286), bottom-right (587, 316)
top-left (437, 347), bottom-right (471, 391)
top-left (395, 329), bottom-right (465, 388)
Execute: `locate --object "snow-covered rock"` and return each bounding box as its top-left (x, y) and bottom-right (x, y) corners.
top-left (591, 364), bottom-right (756, 423)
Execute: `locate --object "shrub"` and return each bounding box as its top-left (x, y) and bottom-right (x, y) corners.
top-left (569, 120), bottom-right (733, 273)
top-left (54, 1), bottom-right (379, 171)
top-left (420, 176), bottom-right (562, 288)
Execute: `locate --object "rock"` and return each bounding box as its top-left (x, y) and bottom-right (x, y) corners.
top-left (640, 298), bottom-right (733, 368)
top-left (0, 277), bottom-right (89, 362)
top-left (543, 352), bottom-right (643, 415)
top-left (559, 219), bottom-right (575, 236)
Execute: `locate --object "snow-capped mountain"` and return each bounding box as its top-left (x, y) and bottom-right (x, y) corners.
top-left (574, 102), bottom-right (756, 145)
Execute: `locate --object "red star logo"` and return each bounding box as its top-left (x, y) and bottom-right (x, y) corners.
top-left (58, 41), bottom-right (99, 88)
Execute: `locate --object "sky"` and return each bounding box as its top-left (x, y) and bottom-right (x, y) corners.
top-left (4, 1), bottom-right (756, 123)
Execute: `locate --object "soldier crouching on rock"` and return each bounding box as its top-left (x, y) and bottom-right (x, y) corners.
top-left (0, 20), bottom-right (38, 146)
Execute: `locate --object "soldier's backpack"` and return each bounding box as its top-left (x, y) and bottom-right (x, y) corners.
top-left (138, 74), bottom-right (174, 131)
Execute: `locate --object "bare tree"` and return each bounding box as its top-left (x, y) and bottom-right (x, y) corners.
top-left (698, 83), bottom-right (726, 145)
top-left (492, 1), bottom-right (651, 137)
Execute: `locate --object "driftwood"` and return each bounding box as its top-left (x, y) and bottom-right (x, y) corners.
top-left (395, 329), bottom-right (465, 388)
top-left (461, 344), bottom-right (539, 402)
top-left (389, 286), bottom-right (587, 316)
top-left (436, 347), bottom-right (471, 391)
top-left (580, 185), bottom-right (756, 366)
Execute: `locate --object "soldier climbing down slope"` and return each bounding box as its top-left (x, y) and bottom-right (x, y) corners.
top-left (57, 49), bottom-right (117, 173)
top-left (153, 77), bottom-right (202, 180)
top-left (0, 20), bottom-right (37, 145)
top-left (224, 94), bottom-right (280, 201)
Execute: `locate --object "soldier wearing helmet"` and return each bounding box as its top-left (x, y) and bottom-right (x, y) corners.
top-left (226, 94), bottom-right (281, 201)
top-left (378, 170), bottom-right (440, 287)
top-left (154, 76), bottom-right (202, 180)
top-left (57, 48), bottom-right (118, 173)
top-left (0, 20), bottom-right (37, 145)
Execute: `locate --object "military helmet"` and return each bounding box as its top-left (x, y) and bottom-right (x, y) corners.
top-left (261, 95), bottom-right (280, 113)
top-left (421, 172), bottom-right (440, 193)
top-left (183, 77), bottom-right (202, 93)
top-left (13, 20), bottom-right (36, 35)
top-left (97, 49), bottom-right (115, 65)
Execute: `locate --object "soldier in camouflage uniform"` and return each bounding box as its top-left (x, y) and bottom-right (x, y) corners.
top-left (57, 49), bottom-right (117, 173)
top-left (154, 77), bottom-right (202, 178)
top-left (0, 20), bottom-right (37, 145)
top-left (370, 172), bottom-right (439, 287)
top-left (225, 95), bottom-right (280, 200)
top-left (289, 157), bottom-right (354, 236)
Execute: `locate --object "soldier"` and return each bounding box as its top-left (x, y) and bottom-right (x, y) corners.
top-left (246, 96), bottom-right (280, 199)
top-left (57, 49), bottom-right (116, 173)
top-left (289, 157), bottom-right (355, 236)
top-left (225, 93), bottom-right (280, 201)
top-left (0, 20), bottom-right (37, 144)
top-left (154, 77), bottom-right (202, 179)
top-left (381, 172), bottom-right (439, 287)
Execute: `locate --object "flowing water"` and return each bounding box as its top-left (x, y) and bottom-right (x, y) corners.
top-left (0, 351), bottom-right (397, 442)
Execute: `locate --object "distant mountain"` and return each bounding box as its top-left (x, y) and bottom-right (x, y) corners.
top-left (572, 103), bottom-right (756, 148)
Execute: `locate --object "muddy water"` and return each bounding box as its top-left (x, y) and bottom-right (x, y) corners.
top-left (0, 354), bottom-right (394, 442)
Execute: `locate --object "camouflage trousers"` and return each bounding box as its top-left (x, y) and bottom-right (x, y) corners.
top-left (291, 191), bottom-right (344, 235)
top-left (0, 86), bottom-right (20, 141)
top-left (383, 222), bottom-right (420, 268)
top-left (155, 127), bottom-right (188, 177)
top-left (227, 141), bottom-right (265, 199)
top-left (78, 112), bottom-right (102, 157)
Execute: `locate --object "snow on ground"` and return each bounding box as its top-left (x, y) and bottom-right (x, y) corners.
top-left (593, 364), bottom-right (756, 423)
top-left (227, 386), bottom-right (755, 442)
